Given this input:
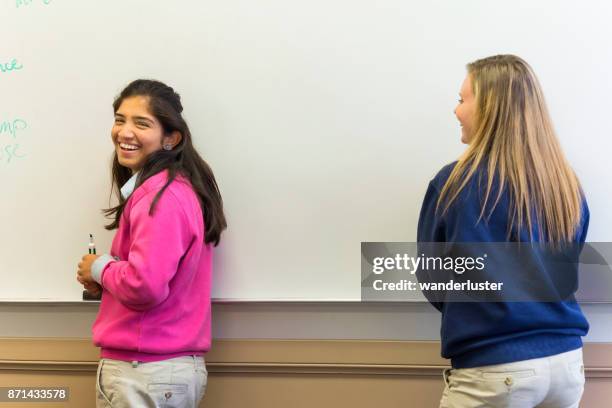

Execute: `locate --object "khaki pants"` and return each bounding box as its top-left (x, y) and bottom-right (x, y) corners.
top-left (440, 348), bottom-right (585, 408)
top-left (96, 355), bottom-right (207, 408)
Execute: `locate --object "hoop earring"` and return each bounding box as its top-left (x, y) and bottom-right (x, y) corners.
top-left (163, 144), bottom-right (173, 151)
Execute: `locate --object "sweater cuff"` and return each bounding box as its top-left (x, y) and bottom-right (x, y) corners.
top-left (92, 254), bottom-right (115, 285)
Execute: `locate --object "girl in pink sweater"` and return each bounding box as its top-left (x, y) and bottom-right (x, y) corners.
top-left (76, 79), bottom-right (226, 407)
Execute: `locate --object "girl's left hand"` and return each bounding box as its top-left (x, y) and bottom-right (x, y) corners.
top-left (77, 254), bottom-right (100, 285)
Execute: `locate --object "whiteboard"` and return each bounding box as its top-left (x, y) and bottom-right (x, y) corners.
top-left (1, 0), bottom-right (611, 301)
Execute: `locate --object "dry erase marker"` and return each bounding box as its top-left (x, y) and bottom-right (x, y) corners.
top-left (89, 233), bottom-right (96, 255)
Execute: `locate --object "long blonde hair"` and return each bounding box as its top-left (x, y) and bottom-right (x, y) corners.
top-left (438, 55), bottom-right (583, 244)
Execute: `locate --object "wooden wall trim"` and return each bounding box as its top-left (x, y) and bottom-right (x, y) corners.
top-left (1, 338), bottom-right (611, 377)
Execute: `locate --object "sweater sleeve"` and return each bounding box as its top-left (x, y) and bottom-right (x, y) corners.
top-left (416, 181), bottom-right (446, 311)
top-left (417, 181), bottom-right (446, 243)
top-left (100, 189), bottom-right (193, 311)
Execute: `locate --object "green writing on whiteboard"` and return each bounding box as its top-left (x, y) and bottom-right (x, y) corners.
top-left (0, 119), bottom-right (27, 164)
top-left (16, 0), bottom-right (51, 8)
top-left (0, 59), bottom-right (23, 74)
top-left (0, 143), bottom-right (25, 164)
top-left (0, 119), bottom-right (27, 138)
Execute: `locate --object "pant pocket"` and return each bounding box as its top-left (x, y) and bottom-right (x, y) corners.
top-left (197, 367), bottom-right (208, 402)
top-left (147, 383), bottom-right (188, 408)
top-left (441, 368), bottom-right (455, 390)
top-left (567, 359), bottom-right (585, 384)
top-left (482, 369), bottom-right (536, 381)
top-left (96, 359), bottom-right (114, 406)
top-left (444, 367), bottom-right (514, 407)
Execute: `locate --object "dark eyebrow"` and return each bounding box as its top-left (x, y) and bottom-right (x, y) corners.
top-left (114, 113), bottom-right (154, 124)
top-left (133, 116), bottom-right (154, 124)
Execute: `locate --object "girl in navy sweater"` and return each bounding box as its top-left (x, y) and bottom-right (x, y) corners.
top-left (418, 55), bottom-right (588, 407)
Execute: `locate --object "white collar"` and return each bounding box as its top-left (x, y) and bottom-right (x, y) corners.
top-left (120, 171), bottom-right (139, 199)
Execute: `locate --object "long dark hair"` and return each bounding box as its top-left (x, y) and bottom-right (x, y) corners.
top-left (103, 79), bottom-right (227, 246)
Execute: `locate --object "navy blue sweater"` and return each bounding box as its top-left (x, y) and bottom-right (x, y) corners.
top-left (417, 162), bottom-right (589, 368)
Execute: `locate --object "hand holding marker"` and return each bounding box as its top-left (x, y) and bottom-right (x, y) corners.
top-left (82, 233), bottom-right (102, 300)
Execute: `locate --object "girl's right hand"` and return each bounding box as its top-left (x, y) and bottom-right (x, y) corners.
top-left (84, 282), bottom-right (102, 297)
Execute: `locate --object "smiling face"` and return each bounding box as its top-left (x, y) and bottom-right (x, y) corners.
top-left (111, 96), bottom-right (167, 173)
top-left (454, 74), bottom-right (476, 144)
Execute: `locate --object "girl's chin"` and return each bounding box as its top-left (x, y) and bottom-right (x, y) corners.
top-left (117, 157), bottom-right (138, 171)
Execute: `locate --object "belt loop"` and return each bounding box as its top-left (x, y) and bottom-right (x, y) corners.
top-left (131, 360), bottom-right (138, 368)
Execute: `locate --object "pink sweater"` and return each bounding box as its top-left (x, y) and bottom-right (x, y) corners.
top-left (92, 170), bottom-right (213, 362)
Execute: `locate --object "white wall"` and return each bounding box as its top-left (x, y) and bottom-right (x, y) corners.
top-left (1, 0), bottom-right (611, 302)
